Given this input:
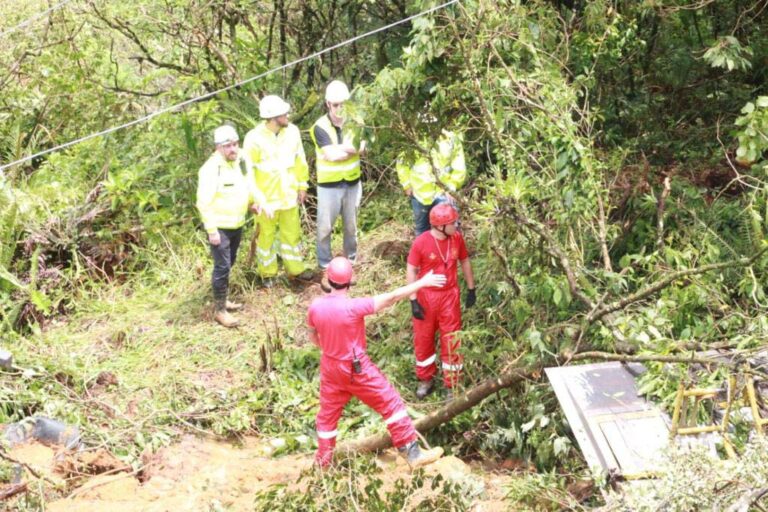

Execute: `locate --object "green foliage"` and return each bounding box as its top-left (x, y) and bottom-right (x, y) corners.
top-left (734, 96), bottom-right (768, 165)
top-left (2, 0), bottom-right (768, 508)
top-left (505, 471), bottom-right (585, 511)
top-left (253, 460), bottom-right (469, 511)
top-left (455, 384), bottom-right (574, 471)
top-left (703, 36), bottom-right (753, 72)
top-left (0, 460), bottom-right (16, 484)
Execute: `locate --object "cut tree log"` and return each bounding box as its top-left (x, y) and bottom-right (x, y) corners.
top-left (338, 363), bottom-right (539, 454)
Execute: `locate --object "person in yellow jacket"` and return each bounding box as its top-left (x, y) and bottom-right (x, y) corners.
top-left (243, 95), bottom-right (315, 286)
top-left (396, 129), bottom-right (466, 235)
top-left (197, 125), bottom-right (266, 327)
top-left (310, 80), bottom-right (367, 269)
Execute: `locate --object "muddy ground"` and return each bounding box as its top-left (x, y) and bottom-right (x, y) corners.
top-left (6, 435), bottom-right (513, 511)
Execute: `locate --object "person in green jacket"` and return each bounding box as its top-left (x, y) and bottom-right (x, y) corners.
top-left (396, 129), bottom-right (466, 235)
top-left (196, 125), bottom-right (266, 327)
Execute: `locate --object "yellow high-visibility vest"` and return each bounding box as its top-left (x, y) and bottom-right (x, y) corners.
top-left (310, 115), bottom-right (361, 184)
top-left (396, 130), bottom-right (466, 206)
top-left (196, 151), bottom-right (256, 234)
top-left (243, 122), bottom-right (308, 211)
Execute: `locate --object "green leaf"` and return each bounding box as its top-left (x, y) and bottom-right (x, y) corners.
top-left (553, 287), bottom-right (562, 306)
top-left (29, 290), bottom-right (51, 314)
top-left (0, 265), bottom-right (25, 290)
top-left (619, 254), bottom-right (632, 268)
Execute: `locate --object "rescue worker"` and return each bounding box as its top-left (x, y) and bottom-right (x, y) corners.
top-left (243, 95), bottom-right (315, 286)
top-left (196, 125), bottom-right (266, 327)
top-left (406, 204), bottom-right (476, 399)
top-left (307, 256), bottom-right (446, 469)
top-left (396, 129), bottom-right (466, 235)
top-left (310, 80), bottom-right (366, 270)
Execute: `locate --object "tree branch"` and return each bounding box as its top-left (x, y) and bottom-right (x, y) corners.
top-left (587, 246), bottom-right (768, 323)
top-left (0, 482), bottom-right (28, 501)
top-left (89, 3), bottom-right (194, 75)
top-left (569, 350), bottom-right (729, 367)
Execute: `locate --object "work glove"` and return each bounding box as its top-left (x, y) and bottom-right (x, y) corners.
top-left (410, 299), bottom-right (425, 320)
top-left (465, 288), bottom-right (476, 309)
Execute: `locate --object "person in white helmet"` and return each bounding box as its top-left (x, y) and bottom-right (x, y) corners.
top-left (243, 95), bottom-right (314, 287)
top-left (197, 124), bottom-right (267, 327)
top-left (310, 80), bottom-right (367, 270)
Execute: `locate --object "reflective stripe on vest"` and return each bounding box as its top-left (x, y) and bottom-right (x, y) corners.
top-left (311, 115), bottom-right (361, 183)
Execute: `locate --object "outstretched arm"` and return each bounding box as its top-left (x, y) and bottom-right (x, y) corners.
top-left (372, 271), bottom-right (446, 313)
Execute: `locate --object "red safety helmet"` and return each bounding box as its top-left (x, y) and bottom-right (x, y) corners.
top-left (327, 257), bottom-right (353, 285)
top-left (429, 204), bottom-right (459, 227)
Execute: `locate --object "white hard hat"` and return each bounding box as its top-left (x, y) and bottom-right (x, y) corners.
top-left (259, 95), bottom-right (291, 119)
top-left (213, 125), bottom-right (239, 145)
top-left (325, 80), bottom-right (350, 103)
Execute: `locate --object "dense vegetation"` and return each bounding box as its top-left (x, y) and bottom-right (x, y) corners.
top-left (1, 0), bottom-right (767, 509)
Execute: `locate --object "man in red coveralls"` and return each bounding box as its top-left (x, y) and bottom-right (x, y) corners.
top-left (407, 204), bottom-right (476, 400)
top-left (307, 256), bottom-right (446, 468)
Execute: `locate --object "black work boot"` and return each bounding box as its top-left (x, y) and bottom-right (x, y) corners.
top-left (398, 441), bottom-right (443, 469)
top-left (292, 269), bottom-right (316, 282)
top-left (416, 379), bottom-right (435, 399)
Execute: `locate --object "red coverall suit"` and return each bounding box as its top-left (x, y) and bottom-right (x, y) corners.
top-left (307, 294), bottom-right (417, 466)
top-left (408, 230), bottom-right (468, 388)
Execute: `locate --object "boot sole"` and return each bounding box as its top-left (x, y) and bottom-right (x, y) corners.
top-left (215, 317), bottom-right (240, 328)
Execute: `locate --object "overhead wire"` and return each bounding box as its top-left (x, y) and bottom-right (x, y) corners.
top-left (0, 0), bottom-right (461, 172)
top-left (0, 0), bottom-right (75, 39)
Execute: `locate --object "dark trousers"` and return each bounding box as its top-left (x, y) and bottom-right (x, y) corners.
top-left (210, 228), bottom-right (242, 309)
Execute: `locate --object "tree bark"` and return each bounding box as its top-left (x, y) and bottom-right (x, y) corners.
top-left (0, 483), bottom-right (27, 501)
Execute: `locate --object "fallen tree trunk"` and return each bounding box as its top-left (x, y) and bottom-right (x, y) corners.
top-left (338, 345), bottom-right (761, 454)
top-left (339, 363), bottom-right (539, 454)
